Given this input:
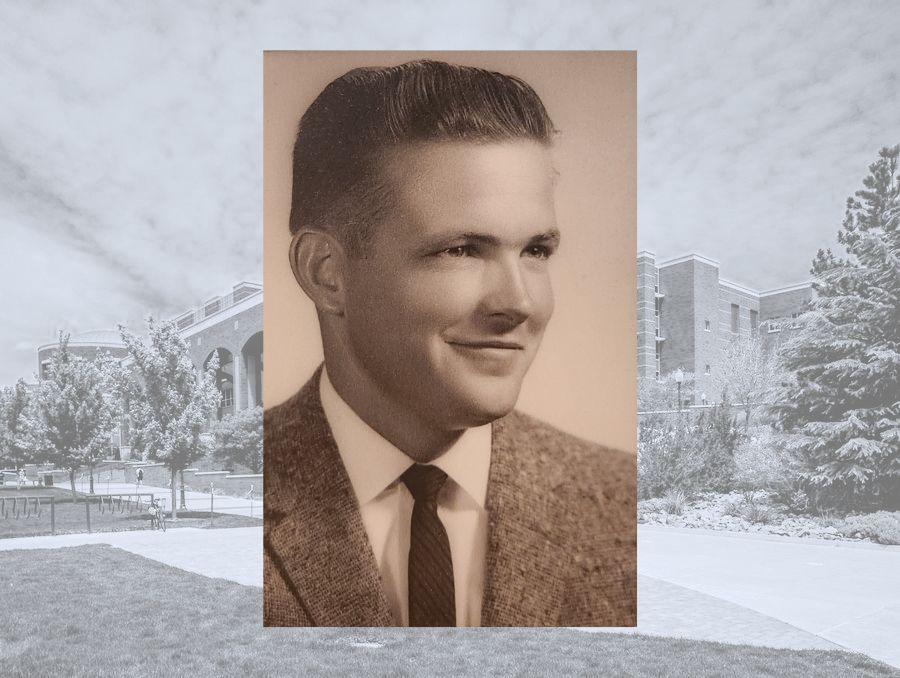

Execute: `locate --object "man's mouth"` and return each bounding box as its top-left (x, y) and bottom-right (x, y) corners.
top-left (447, 340), bottom-right (525, 350)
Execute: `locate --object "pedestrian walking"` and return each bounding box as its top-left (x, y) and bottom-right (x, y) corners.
top-left (136, 468), bottom-right (144, 487)
top-left (17, 469), bottom-right (26, 490)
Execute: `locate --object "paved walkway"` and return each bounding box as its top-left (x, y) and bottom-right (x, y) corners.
top-left (0, 526), bottom-right (262, 587)
top-left (638, 525), bottom-right (900, 668)
top-left (2, 519), bottom-right (898, 668)
top-left (581, 575), bottom-right (841, 652)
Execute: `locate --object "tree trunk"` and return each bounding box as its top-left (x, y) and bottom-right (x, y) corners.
top-left (69, 469), bottom-right (76, 498)
top-left (88, 464), bottom-right (95, 494)
top-left (170, 467), bottom-right (178, 521)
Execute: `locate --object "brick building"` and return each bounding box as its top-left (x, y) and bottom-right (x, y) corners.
top-left (36, 329), bottom-right (130, 380)
top-left (35, 281), bottom-right (262, 459)
top-left (637, 251), bottom-right (812, 406)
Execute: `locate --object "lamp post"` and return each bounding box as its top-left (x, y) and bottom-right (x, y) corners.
top-left (674, 367), bottom-right (684, 412)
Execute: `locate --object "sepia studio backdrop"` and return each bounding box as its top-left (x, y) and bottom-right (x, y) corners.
top-left (263, 51), bottom-right (636, 454)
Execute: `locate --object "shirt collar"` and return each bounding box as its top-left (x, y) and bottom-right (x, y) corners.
top-left (319, 367), bottom-right (491, 508)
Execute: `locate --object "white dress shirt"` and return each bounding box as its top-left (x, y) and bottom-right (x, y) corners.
top-left (319, 368), bottom-right (491, 627)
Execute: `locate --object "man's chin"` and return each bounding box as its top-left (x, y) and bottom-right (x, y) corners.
top-left (447, 386), bottom-right (521, 428)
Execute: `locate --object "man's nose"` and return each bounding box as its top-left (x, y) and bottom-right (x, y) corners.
top-left (480, 255), bottom-right (535, 329)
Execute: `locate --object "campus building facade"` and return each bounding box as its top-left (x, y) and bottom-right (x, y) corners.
top-left (35, 281), bottom-right (263, 459)
top-left (637, 252), bottom-right (812, 406)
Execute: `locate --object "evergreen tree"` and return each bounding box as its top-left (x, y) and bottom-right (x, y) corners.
top-left (776, 146), bottom-right (900, 511)
top-left (690, 390), bottom-right (741, 492)
top-left (27, 334), bottom-right (121, 496)
top-left (117, 318), bottom-right (221, 520)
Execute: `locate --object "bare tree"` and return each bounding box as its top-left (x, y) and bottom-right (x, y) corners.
top-left (712, 336), bottom-right (786, 430)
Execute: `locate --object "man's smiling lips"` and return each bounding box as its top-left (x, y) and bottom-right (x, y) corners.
top-left (446, 339), bottom-right (525, 350)
top-left (445, 339), bottom-right (527, 372)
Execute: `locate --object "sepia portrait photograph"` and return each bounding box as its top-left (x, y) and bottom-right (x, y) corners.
top-left (263, 51), bottom-right (637, 627)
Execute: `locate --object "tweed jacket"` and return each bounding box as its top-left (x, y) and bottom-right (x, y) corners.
top-left (264, 368), bottom-right (636, 627)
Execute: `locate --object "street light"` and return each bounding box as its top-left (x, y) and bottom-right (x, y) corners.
top-left (674, 367), bottom-right (684, 411)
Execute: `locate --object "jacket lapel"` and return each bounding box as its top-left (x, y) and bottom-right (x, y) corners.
top-left (481, 412), bottom-right (570, 626)
top-left (264, 367), bottom-right (394, 626)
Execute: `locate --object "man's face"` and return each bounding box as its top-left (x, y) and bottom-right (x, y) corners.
top-left (341, 140), bottom-right (558, 431)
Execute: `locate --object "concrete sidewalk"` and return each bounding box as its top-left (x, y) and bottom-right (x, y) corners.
top-left (638, 525), bottom-right (900, 668)
top-left (0, 526), bottom-right (262, 587)
top-left (2, 517), bottom-right (897, 668)
top-left (582, 575), bottom-right (841, 652)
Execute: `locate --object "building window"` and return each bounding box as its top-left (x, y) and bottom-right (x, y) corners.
top-left (750, 309), bottom-right (759, 336)
top-left (704, 319), bottom-right (711, 332)
top-left (731, 304), bottom-right (739, 333)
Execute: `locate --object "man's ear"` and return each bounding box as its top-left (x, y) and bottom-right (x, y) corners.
top-left (289, 229), bottom-right (347, 316)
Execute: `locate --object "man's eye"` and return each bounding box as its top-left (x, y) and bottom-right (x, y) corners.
top-left (524, 245), bottom-right (553, 260)
top-left (439, 245), bottom-right (475, 257)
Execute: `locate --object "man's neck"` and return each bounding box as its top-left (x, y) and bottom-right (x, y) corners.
top-left (323, 363), bottom-right (464, 463)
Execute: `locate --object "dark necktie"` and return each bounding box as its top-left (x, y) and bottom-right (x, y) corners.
top-left (401, 464), bottom-right (456, 627)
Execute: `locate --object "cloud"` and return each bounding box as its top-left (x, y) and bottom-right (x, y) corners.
top-left (0, 0), bottom-right (898, 384)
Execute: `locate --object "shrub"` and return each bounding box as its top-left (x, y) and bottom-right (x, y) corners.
top-left (689, 398), bottom-right (742, 492)
top-left (725, 491), bottom-right (777, 524)
top-left (829, 511), bottom-right (900, 545)
top-left (741, 501), bottom-right (776, 525)
top-left (637, 497), bottom-right (666, 513)
top-left (723, 497), bottom-right (743, 518)
top-left (733, 427), bottom-right (804, 499)
top-left (660, 490), bottom-right (687, 515)
top-left (638, 400), bottom-right (742, 500)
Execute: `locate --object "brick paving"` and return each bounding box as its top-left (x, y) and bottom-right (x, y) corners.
top-left (582, 575), bottom-right (840, 651)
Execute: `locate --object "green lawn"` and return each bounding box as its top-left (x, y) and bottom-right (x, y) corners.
top-left (0, 546), bottom-right (894, 677)
top-left (0, 487), bottom-right (260, 538)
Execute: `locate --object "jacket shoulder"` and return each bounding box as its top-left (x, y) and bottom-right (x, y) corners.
top-left (499, 409), bottom-right (635, 499)
top-left (495, 410), bottom-right (637, 626)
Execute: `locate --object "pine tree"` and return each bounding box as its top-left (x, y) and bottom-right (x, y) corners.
top-left (27, 334), bottom-right (121, 496)
top-left (117, 318), bottom-right (221, 520)
top-left (776, 146), bottom-right (900, 511)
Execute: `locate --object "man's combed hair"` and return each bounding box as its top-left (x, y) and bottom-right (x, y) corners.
top-left (289, 60), bottom-right (557, 256)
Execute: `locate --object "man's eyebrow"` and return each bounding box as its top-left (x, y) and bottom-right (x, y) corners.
top-left (427, 229), bottom-right (561, 249)
top-left (530, 228), bottom-right (561, 247)
top-left (424, 232), bottom-right (500, 249)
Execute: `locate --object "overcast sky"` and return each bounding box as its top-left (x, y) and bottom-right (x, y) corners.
top-left (1, 1), bottom-right (898, 385)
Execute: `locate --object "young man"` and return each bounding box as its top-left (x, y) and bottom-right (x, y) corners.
top-left (264, 60), bottom-right (635, 627)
